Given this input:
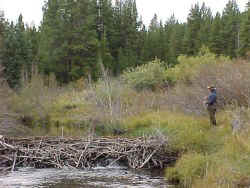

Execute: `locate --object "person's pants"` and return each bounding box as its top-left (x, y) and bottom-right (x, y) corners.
top-left (207, 105), bottom-right (216, 126)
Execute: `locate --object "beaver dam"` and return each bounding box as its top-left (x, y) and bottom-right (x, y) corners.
top-left (0, 136), bottom-right (177, 172)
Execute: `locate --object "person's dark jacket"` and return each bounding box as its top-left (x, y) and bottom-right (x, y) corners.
top-left (207, 90), bottom-right (217, 106)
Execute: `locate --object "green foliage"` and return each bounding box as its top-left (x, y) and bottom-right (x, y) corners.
top-left (198, 3), bottom-right (213, 47)
top-left (165, 48), bottom-right (229, 85)
top-left (0, 12), bottom-right (4, 51)
top-left (110, 0), bottom-right (141, 74)
top-left (221, 0), bottom-right (240, 58)
top-left (166, 19), bottom-right (186, 66)
top-left (2, 0), bottom-right (249, 86)
top-left (239, 4), bottom-right (250, 57)
top-left (183, 3), bottom-right (202, 56)
top-left (39, 0), bottom-right (99, 83)
top-left (121, 59), bottom-right (167, 91)
top-left (2, 15), bottom-right (33, 88)
top-left (209, 12), bottom-right (223, 55)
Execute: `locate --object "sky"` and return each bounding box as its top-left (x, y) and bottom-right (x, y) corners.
top-left (0, 0), bottom-right (249, 26)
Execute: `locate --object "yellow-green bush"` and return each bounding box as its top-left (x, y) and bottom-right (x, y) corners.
top-left (165, 49), bottom-right (229, 85)
top-left (11, 74), bottom-right (60, 123)
top-left (49, 91), bottom-right (91, 125)
top-left (121, 59), bottom-right (167, 91)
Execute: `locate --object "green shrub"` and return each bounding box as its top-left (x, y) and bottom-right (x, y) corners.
top-left (165, 48), bottom-right (229, 85)
top-left (121, 59), bottom-right (167, 91)
top-left (11, 74), bottom-right (60, 121)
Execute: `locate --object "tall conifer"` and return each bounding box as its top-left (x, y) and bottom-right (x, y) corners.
top-left (239, 2), bottom-right (250, 57)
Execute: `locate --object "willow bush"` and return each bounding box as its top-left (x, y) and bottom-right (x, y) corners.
top-left (121, 59), bottom-right (168, 91)
top-left (165, 48), bottom-right (229, 85)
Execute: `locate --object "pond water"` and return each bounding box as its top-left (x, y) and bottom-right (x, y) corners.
top-left (0, 165), bottom-right (172, 188)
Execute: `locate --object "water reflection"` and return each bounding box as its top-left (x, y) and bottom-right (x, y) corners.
top-left (0, 166), bottom-right (171, 188)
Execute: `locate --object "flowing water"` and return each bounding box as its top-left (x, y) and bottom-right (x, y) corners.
top-left (0, 165), bottom-right (172, 188)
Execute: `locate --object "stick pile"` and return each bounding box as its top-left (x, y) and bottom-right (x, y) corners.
top-left (0, 136), bottom-right (177, 172)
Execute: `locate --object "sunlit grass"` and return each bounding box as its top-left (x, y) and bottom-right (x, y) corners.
top-left (164, 111), bottom-right (250, 188)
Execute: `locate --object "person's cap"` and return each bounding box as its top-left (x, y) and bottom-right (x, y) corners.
top-left (207, 86), bottom-right (216, 90)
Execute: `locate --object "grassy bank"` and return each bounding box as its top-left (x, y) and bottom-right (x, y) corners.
top-left (7, 51), bottom-right (250, 187)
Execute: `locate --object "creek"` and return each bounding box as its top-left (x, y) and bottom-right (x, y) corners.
top-left (0, 164), bottom-right (172, 188)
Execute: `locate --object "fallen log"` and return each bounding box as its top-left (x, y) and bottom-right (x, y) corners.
top-left (0, 136), bottom-right (177, 171)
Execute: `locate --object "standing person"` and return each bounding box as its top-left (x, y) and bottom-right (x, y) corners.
top-left (205, 86), bottom-right (217, 126)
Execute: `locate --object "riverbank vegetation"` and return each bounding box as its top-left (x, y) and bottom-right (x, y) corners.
top-left (1, 0), bottom-right (250, 187)
top-left (5, 51), bottom-right (250, 187)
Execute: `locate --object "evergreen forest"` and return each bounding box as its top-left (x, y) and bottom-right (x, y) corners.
top-left (1, 0), bottom-right (250, 87)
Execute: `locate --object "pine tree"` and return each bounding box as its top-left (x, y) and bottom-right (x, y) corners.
top-left (221, 0), bottom-right (240, 57)
top-left (39, 0), bottom-right (99, 83)
top-left (26, 25), bottom-right (39, 63)
top-left (183, 3), bottom-right (202, 56)
top-left (147, 14), bottom-right (161, 60)
top-left (209, 12), bottom-right (223, 55)
top-left (239, 2), bottom-right (250, 57)
top-left (147, 17), bottom-right (167, 62)
top-left (158, 21), bottom-right (167, 62)
top-left (149, 14), bottom-right (160, 32)
top-left (165, 15), bottom-right (185, 66)
top-left (2, 15), bottom-right (32, 88)
top-left (198, 3), bottom-right (213, 47)
top-left (96, 0), bottom-right (114, 71)
top-left (112, 0), bottom-right (140, 74)
top-left (0, 11), bottom-right (5, 64)
top-left (137, 22), bottom-right (149, 63)
top-left (0, 11), bottom-right (4, 50)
